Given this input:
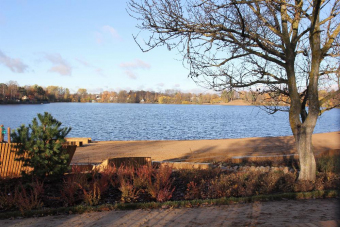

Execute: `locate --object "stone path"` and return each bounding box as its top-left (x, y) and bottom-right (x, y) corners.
top-left (288, 220), bottom-right (340, 227)
top-left (0, 198), bottom-right (339, 227)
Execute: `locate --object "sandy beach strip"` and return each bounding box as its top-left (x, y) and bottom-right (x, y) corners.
top-left (72, 131), bottom-right (340, 164)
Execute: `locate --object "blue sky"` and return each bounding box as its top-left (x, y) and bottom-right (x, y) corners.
top-left (0, 0), bottom-right (210, 94)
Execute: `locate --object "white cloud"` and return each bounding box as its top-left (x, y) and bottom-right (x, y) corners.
top-left (95, 32), bottom-right (104, 44)
top-left (120, 59), bottom-right (150, 80)
top-left (156, 83), bottom-right (164, 87)
top-left (119, 59), bottom-right (151, 69)
top-left (95, 25), bottom-right (122, 44)
top-left (75, 58), bottom-right (91, 67)
top-left (49, 65), bottom-right (71, 76)
top-left (0, 50), bottom-right (28, 73)
top-left (125, 70), bottom-right (137, 80)
top-left (174, 84), bottom-right (180, 88)
top-left (75, 57), bottom-right (105, 76)
top-left (45, 53), bottom-right (72, 76)
top-left (102, 25), bottom-right (121, 40)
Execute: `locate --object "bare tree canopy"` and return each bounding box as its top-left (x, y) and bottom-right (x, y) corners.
top-left (128, 0), bottom-right (340, 181)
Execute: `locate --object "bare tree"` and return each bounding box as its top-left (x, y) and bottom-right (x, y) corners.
top-left (128, 0), bottom-right (340, 180)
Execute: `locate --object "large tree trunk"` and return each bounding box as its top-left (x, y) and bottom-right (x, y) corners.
top-left (288, 63), bottom-right (319, 181)
top-left (295, 126), bottom-right (316, 181)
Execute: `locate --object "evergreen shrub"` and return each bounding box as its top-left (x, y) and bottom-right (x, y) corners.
top-left (11, 112), bottom-right (72, 178)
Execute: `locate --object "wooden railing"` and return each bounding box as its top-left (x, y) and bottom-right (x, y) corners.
top-left (0, 126), bottom-right (11, 143)
top-left (0, 143), bottom-right (77, 178)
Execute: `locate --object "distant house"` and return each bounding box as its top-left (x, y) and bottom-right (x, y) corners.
top-left (140, 99), bottom-right (145, 103)
top-left (22, 96), bottom-right (28, 100)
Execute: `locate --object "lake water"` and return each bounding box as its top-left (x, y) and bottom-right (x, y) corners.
top-left (0, 103), bottom-right (339, 141)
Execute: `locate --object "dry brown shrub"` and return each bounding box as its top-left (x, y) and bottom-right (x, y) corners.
top-left (15, 180), bottom-right (44, 213)
top-left (119, 178), bottom-right (138, 203)
top-left (184, 181), bottom-right (200, 200)
top-left (60, 176), bottom-right (80, 206)
top-left (117, 165), bottom-right (135, 180)
top-left (81, 181), bottom-right (101, 206)
top-left (147, 165), bottom-right (175, 202)
top-left (60, 166), bottom-right (89, 206)
top-left (293, 180), bottom-right (314, 192)
top-left (134, 165), bottom-right (153, 189)
top-left (243, 172), bottom-right (260, 196)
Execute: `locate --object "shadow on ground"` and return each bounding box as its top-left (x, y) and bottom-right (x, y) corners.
top-left (163, 134), bottom-right (335, 163)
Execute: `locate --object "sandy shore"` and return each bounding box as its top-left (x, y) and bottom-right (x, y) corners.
top-left (72, 131), bottom-right (340, 164)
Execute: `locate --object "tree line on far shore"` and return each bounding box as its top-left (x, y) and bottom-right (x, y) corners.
top-left (0, 80), bottom-right (338, 107)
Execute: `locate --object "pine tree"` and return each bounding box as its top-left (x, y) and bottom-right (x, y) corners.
top-left (11, 112), bottom-right (72, 178)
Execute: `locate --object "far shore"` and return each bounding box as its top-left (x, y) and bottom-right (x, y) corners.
top-left (0, 99), bottom-right (256, 106)
top-left (72, 131), bottom-right (340, 164)
top-left (207, 99), bottom-right (252, 106)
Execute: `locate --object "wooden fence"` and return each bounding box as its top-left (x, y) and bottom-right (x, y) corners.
top-left (93, 157), bottom-right (152, 171)
top-left (109, 157), bottom-right (152, 168)
top-left (0, 143), bottom-right (77, 178)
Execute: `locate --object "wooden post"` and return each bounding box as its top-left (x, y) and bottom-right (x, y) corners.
top-left (7, 127), bottom-right (11, 143)
top-left (0, 127), bottom-right (3, 142)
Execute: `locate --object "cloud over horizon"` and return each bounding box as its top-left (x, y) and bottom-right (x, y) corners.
top-left (96, 25), bottom-right (122, 44)
top-left (120, 59), bottom-right (151, 80)
top-left (0, 50), bottom-right (28, 73)
top-left (102, 25), bottom-right (121, 39)
top-left (45, 53), bottom-right (72, 76)
top-left (119, 59), bottom-right (151, 69)
top-left (75, 58), bottom-right (91, 67)
top-left (125, 70), bottom-right (137, 80)
top-left (75, 57), bottom-right (105, 76)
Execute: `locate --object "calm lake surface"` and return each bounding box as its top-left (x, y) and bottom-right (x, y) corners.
top-left (0, 103), bottom-right (339, 141)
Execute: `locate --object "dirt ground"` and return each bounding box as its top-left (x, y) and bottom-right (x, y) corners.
top-left (72, 131), bottom-right (340, 164)
top-left (1, 199), bottom-right (339, 227)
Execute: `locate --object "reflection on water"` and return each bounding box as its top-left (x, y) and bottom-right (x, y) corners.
top-left (1, 103), bottom-right (339, 141)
